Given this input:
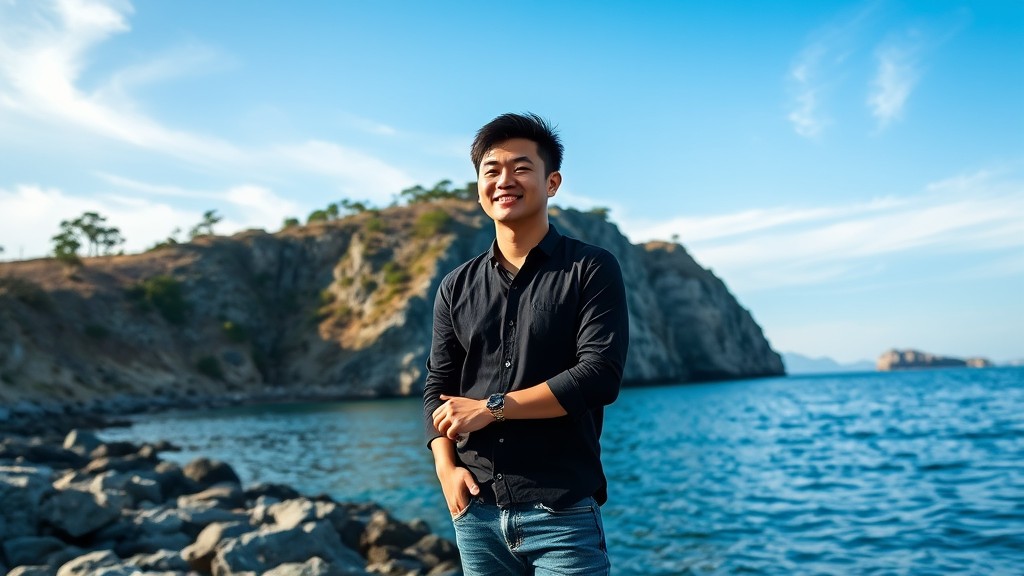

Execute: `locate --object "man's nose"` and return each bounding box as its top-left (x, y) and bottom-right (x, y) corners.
top-left (497, 168), bottom-right (515, 188)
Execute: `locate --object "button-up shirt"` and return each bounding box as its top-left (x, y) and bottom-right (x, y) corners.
top-left (423, 225), bottom-right (629, 508)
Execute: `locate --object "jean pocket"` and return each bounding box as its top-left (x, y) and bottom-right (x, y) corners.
top-left (452, 499), bottom-right (475, 523)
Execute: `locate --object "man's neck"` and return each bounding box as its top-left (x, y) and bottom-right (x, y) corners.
top-left (494, 219), bottom-right (548, 272)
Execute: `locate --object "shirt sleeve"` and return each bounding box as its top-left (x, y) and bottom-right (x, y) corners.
top-left (545, 250), bottom-right (629, 418)
top-left (422, 275), bottom-right (466, 447)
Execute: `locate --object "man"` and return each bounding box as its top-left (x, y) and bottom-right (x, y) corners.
top-left (422, 112), bottom-right (629, 575)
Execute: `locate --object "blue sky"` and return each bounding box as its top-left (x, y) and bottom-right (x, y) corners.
top-left (1, 0), bottom-right (1022, 364)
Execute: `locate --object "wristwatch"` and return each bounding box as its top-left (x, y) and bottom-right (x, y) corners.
top-left (486, 393), bottom-right (506, 422)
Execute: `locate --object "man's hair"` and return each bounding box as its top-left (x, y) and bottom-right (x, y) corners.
top-left (471, 113), bottom-right (564, 176)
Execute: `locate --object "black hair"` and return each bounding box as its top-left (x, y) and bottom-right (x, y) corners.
top-left (470, 113), bottom-right (564, 176)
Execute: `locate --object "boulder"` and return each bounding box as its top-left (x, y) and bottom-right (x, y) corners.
top-left (263, 556), bottom-right (351, 576)
top-left (245, 482), bottom-right (301, 502)
top-left (55, 550), bottom-right (129, 576)
top-left (211, 521), bottom-right (364, 575)
top-left (39, 487), bottom-right (128, 538)
top-left (183, 457), bottom-right (241, 488)
top-left (359, 510), bottom-right (431, 553)
top-left (0, 465), bottom-right (55, 540)
top-left (9, 566), bottom-right (58, 576)
top-left (403, 534), bottom-right (459, 569)
top-left (89, 471), bottom-right (162, 506)
top-left (62, 430), bottom-right (102, 456)
top-left (124, 549), bottom-right (190, 572)
top-left (2, 535), bottom-right (66, 568)
top-left (182, 521), bottom-right (252, 573)
top-left (177, 482), bottom-right (245, 509)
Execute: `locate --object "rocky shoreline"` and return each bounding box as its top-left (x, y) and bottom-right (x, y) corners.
top-left (0, 429), bottom-right (461, 575)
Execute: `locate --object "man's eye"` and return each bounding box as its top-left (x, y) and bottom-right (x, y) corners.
top-left (484, 170), bottom-right (498, 176)
top-left (515, 166), bottom-right (530, 172)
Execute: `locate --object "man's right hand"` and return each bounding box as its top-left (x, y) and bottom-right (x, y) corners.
top-left (437, 464), bottom-right (480, 516)
top-left (430, 436), bottom-right (480, 516)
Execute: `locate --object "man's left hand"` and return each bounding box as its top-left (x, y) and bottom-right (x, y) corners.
top-left (432, 395), bottom-right (493, 440)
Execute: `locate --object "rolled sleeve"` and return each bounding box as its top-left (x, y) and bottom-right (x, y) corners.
top-left (546, 251), bottom-right (629, 418)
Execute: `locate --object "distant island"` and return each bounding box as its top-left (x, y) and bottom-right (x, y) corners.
top-left (876, 349), bottom-right (994, 371)
top-left (782, 352), bottom-right (875, 374)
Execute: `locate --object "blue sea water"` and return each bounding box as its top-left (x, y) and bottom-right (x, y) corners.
top-left (101, 367), bottom-right (1024, 575)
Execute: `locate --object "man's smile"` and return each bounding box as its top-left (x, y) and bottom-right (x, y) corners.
top-left (493, 193), bottom-right (523, 204)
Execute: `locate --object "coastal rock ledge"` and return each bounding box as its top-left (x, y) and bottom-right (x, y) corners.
top-left (0, 429), bottom-right (461, 576)
top-left (876, 348), bottom-right (994, 371)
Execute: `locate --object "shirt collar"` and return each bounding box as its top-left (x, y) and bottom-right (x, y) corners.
top-left (488, 224), bottom-right (563, 266)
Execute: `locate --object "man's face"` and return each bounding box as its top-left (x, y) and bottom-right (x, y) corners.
top-left (477, 138), bottom-right (561, 227)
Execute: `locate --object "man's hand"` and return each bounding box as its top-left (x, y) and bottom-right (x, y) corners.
top-left (431, 394), bottom-right (493, 440)
top-left (437, 462), bottom-right (480, 516)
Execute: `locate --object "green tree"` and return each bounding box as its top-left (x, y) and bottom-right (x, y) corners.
top-left (52, 220), bottom-right (82, 266)
top-left (282, 217), bottom-right (300, 229)
top-left (189, 210), bottom-right (223, 238)
top-left (340, 199), bottom-right (370, 214)
top-left (307, 209), bottom-right (329, 224)
top-left (325, 203), bottom-right (340, 220)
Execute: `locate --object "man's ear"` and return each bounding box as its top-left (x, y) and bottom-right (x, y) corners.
top-left (547, 171), bottom-right (562, 197)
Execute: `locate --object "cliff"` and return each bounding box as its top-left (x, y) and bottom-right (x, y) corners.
top-left (0, 200), bottom-right (783, 408)
top-left (876, 348), bottom-right (994, 371)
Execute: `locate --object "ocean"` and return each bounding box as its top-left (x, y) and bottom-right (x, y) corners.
top-left (100, 367), bottom-right (1024, 575)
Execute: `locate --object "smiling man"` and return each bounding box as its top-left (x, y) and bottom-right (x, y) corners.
top-left (423, 113), bottom-right (629, 575)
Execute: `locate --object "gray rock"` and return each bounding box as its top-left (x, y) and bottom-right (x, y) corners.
top-left (267, 498), bottom-right (340, 530)
top-left (3, 535), bottom-right (66, 568)
top-left (244, 482), bottom-right (300, 502)
top-left (63, 429), bottom-right (102, 456)
top-left (212, 521), bottom-right (364, 575)
top-left (0, 465), bottom-right (55, 540)
top-left (135, 460), bottom-right (196, 501)
top-left (9, 566), bottom-right (58, 576)
top-left (40, 487), bottom-right (127, 538)
top-left (89, 441), bottom-right (142, 460)
top-left (176, 499), bottom-right (250, 534)
top-left (124, 548), bottom-right (190, 571)
top-left (114, 530), bottom-right (191, 557)
top-left (55, 550), bottom-right (127, 576)
top-left (359, 510), bottom-right (431, 553)
top-left (183, 457), bottom-right (241, 488)
top-left (89, 471), bottom-right (162, 506)
top-left (403, 534), bottom-right (459, 569)
top-left (177, 482), bottom-right (245, 509)
top-left (182, 521), bottom-right (252, 573)
top-left (263, 556), bottom-right (353, 576)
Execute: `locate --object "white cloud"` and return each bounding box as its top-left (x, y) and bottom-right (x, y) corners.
top-left (0, 180), bottom-right (301, 259)
top-left (619, 169), bottom-right (1024, 292)
top-left (275, 140), bottom-right (416, 203)
top-left (0, 0), bottom-right (418, 201)
top-left (868, 40), bottom-right (920, 128)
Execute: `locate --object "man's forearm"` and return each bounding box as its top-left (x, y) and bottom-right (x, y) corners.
top-left (504, 382), bottom-right (567, 419)
top-left (430, 436), bottom-right (459, 472)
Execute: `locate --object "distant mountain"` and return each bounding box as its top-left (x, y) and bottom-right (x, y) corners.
top-left (782, 352), bottom-right (875, 374)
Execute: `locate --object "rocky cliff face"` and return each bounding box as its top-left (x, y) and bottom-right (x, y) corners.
top-left (0, 200), bottom-right (783, 407)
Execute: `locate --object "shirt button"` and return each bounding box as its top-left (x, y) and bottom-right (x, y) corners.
top-left (496, 473), bottom-right (503, 480)
top-left (508, 320), bottom-right (514, 326)
top-left (499, 438), bottom-right (505, 443)
top-left (505, 360), bottom-right (511, 368)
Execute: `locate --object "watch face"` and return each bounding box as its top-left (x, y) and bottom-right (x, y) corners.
top-left (487, 393), bottom-right (504, 410)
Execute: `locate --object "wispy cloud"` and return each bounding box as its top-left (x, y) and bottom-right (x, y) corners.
top-left (620, 169), bottom-right (1024, 292)
top-left (0, 0), bottom-right (416, 199)
top-left (785, 5), bottom-right (875, 138)
top-left (867, 35), bottom-right (922, 128)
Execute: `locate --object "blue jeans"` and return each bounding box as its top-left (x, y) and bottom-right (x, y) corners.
top-left (452, 496), bottom-right (610, 575)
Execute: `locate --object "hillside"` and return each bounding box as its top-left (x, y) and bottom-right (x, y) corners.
top-left (0, 200), bottom-right (783, 409)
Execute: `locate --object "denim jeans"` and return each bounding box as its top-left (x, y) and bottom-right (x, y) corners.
top-left (451, 496), bottom-right (610, 575)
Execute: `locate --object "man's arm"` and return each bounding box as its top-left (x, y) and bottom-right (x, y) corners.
top-left (422, 278), bottom-right (465, 447)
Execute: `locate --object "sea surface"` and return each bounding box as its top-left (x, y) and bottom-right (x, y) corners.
top-left (101, 367), bottom-right (1024, 575)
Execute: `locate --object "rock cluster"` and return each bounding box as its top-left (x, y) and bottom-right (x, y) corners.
top-left (0, 430), bottom-right (461, 576)
top-left (876, 348), bottom-right (993, 371)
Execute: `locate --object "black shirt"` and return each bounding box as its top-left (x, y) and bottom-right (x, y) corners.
top-left (422, 225), bottom-right (629, 508)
